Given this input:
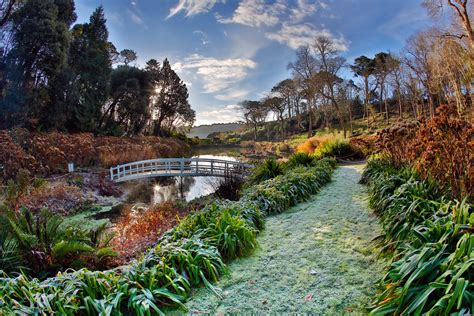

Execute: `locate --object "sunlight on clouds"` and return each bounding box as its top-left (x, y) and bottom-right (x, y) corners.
top-left (265, 22), bottom-right (348, 51)
top-left (168, 0), bottom-right (224, 18)
top-left (174, 54), bottom-right (257, 94)
top-left (217, 0), bottom-right (286, 27)
top-left (215, 89), bottom-right (250, 101)
top-left (195, 104), bottom-right (243, 125)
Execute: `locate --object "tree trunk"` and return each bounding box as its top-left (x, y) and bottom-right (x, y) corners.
top-left (364, 76), bottom-right (370, 130)
top-left (307, 100), bottom-right (313, 138)
top-left (397, 88), bottom-right (403, 118)
top-left (349, 103), bottom-right (353, 136)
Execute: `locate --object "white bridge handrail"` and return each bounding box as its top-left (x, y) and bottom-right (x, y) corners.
top-left (110, 157), bottom-right (253, 183)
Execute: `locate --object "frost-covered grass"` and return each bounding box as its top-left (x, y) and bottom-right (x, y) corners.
top-left (181, 163), bottom-right (386, 314)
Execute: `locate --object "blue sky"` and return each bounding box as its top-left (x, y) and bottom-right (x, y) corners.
top-left (75, 0), bottom-right (431, 126)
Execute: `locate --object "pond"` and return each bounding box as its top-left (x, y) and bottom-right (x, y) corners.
top-left (151, 154), bottom-right (239, 204)
top-left (122, 152), bottom-right (242, 205)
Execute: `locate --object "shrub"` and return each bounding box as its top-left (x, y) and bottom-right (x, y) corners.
top-left (376, 105), bottom-right (473, 200)
top-left (111, 202), bottom-right (189, 259)
top-left (296, 134), bottom-right (333, 154)
top-left (363, 158), bottom-right (474, 315)
top-left (0, 129), bottom-right (191, 180)
top-left (285, 152), bottom-right (317, 168)
top-left (247, 158), bottom-right (284, 185)
top-left (0, 208), bottom-right (116, 278)
top-left (349, 135), bottom-right (377, 157)
top-left (313, 139), bottom-right (362, 160)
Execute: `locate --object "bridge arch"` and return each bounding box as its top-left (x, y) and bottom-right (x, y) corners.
top-left (110, 157), bottom-right (253, 183)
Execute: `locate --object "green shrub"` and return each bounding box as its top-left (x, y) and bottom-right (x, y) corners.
top-left (1, 208), bottom-right (116, 277)
top-left (201, 210), bottom-right (257, 260)
top-left (314, 139), bottom-right (362, 160)
top-left (247, 158), bottom-right (284, 185)
top-left (363, 158), bottom-right (474, 315)
top-left (285, 152), bottom-right (317, 168)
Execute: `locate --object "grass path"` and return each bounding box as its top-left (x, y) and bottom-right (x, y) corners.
top-left (182, 163), bottom-right (386, 314)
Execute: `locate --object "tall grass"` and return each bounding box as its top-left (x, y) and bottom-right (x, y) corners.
top-left (0, 157), bottom-right (337, 314)
top-left (363, 158), bottom-right (473, 315)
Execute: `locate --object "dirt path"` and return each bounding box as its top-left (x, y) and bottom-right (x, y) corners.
top-left (183, 163), bottom-right (386, 314)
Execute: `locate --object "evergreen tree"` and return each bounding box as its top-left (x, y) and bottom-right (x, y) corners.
top-left (2, 0), bottom-right (75, 129)
top-left (67, 6), bottom-right (111, 132)
top-left (153, 58), bottom-right (193, 135)
top-left (102, 65), bottom-right (153, 135)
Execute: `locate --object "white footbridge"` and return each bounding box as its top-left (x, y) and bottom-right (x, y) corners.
top-left (110, 157), bottom-right (253, 183)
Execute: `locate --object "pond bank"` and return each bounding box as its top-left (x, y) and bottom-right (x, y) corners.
top-left (181, 163), bottom-right (386, 314)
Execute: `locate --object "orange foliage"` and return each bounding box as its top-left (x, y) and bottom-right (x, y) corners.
top-left (349, 135), bottom-right (377, 157)
top-left (0, 131), bottom-right (40, 180)
top-left (296, 135), bottom-right (334, 154)
top-left (111, 202), bottom-right (189, 259)
top-left (377, 105), bottom-right (473, 199)
top-left (0, 129), bottom-right (190, 179)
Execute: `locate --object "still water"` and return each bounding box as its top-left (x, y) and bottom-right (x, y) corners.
top-left (151, 154), bottom-right (238, 204)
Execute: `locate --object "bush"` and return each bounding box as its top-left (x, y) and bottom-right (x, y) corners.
top-left (349, 135), bottom-right (377, 157)
top-left (247, 158), bottom-right (284, 185)
top-left (285, 152), bottom-right (317, 168)
top-left (313, 139), bottom-right (362, 160)
top-left (297, 135), bottom-right (362, 160)
top-left (376, 105), bottom-right (473, 200)
top-left (363, 158), bottom-right (473, 315)
top-left (0, 208), bottom-right (116, 278)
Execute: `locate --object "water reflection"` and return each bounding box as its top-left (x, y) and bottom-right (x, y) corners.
top-left (151, 155), bottom-right (238, 204)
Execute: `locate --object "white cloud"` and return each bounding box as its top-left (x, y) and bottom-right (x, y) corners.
top-left (290, 0), bottom-right (319, 22)
top-left (217, 0), bottom-right (323, 27)
top-left (173, 54), bottom-right (257, 93)
top-left (217, 0), bottom-right (287, 27)
top-left (265, 22), bottom-right (348, 51)
top-left (215, 89), bottom-right (250, 101)
top-left (195, 104), bottom-right (243, 125)
top-left (168, 0), bottom-right (224, 18)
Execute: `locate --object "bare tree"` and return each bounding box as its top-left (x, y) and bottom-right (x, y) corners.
top-left (404, 30), bottom-right (438, 117)
top-left (312, 36), bottom-right (349, 138)
top-left (423, 0), bottom-right (474, 47)
top-left (288, 46), bottom-right (318, 138)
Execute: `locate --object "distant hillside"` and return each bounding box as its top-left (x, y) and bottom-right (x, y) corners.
top-left (188, 123), bottom-right (244, 138)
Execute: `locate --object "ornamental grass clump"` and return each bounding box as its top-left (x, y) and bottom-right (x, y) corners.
top-left (363, 158), bottom-right (473, 315)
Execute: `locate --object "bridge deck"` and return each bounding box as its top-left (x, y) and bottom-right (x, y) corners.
top-left (110, 158), bottom-right (253, 183)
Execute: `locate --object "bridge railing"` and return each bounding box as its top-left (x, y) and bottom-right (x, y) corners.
top-left (110, 158), bottom-right (253, 182)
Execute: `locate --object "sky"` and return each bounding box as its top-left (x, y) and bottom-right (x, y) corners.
top-left (75, 0), bottom-right (432, 126)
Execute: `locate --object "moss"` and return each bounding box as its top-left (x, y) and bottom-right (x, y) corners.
top-left (178, 164), bottom-right (386, 314)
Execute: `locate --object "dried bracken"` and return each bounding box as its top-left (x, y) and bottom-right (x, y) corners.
top-left (376, 105), bottom-right (473, 199)
top-left (0, 129), bottom-right (190, 180)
